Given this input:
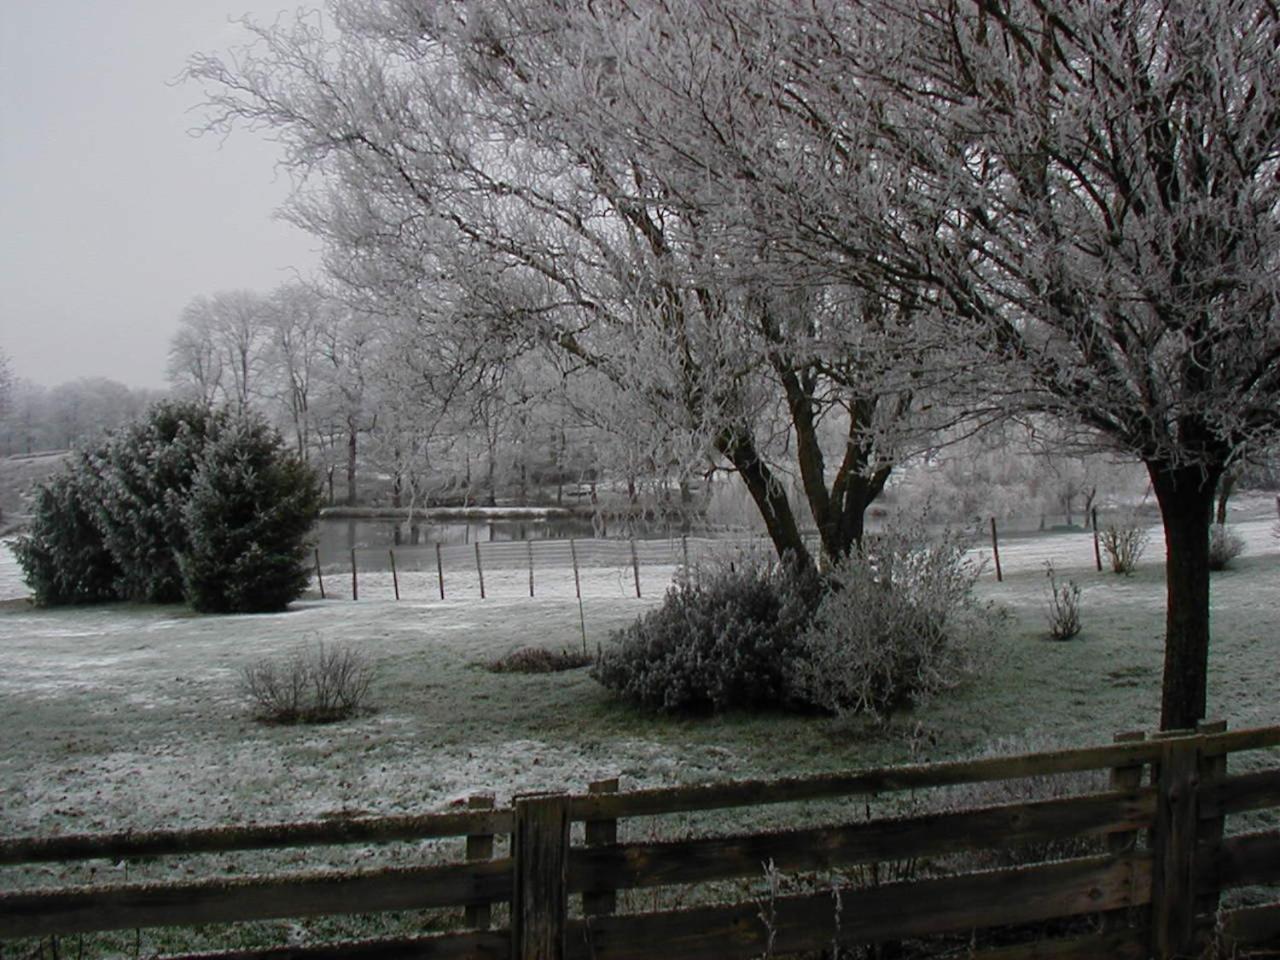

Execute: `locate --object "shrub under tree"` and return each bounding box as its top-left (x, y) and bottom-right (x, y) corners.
top-left (178, 416), bottom-right (323, 613)
top-left (593, 555), bottom-right (821, 712)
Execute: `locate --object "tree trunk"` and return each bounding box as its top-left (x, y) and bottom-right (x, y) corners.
top-left (715, 427), bottom-right (812, 568)
top-left (346, 428), bottom-right (358, 507)
top-left (1214, 471), bottom-right (1235, 526)
top-left (1149, 462), bottom-right (1221, 731)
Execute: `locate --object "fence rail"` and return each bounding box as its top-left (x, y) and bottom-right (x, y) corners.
top-left (3, 723), bottom-right (1278, 958)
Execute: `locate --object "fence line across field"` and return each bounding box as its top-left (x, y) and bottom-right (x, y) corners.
top-left (310, 516), bottom-right (1143, 603)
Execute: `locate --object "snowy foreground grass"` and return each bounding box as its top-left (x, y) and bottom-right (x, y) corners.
top-left (0, 508), bottom-right (1277, 952)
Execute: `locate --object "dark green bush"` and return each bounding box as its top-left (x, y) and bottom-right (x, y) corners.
top-left (12, 461), bottom-right (120, 606)
top-left (178, 417), bottom-right (323, 613)
top-left (592, 555), bottom-right (821, 712)
top-left (88, 401), bottom-right (227, 603)
top-left (15, 403), bottom-right (321, 614)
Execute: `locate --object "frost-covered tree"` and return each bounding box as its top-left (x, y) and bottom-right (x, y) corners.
top-left (186, 0), bottom-right (953, 565)
top-left (853, 0), bottom-right (1280, 729)
top-left (169, 291), bottom-right (273, 412)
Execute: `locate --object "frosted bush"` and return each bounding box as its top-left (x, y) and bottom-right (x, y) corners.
top-left (241, 642), bottom-right (375, 723)
top-left (1207, 524), bottom-right (1246, 571)
top-left (789, 525), bottom-right (1001, 721)
top-left (1099, 517), bottom-right (1149, 574)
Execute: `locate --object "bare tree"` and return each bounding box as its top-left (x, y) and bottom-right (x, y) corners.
top-left (844, 0), bottom-right (1280, 729)
top-left (187, 0), bottom-right (956, 566)
top-left (169, 291), bottom-right (272, 411)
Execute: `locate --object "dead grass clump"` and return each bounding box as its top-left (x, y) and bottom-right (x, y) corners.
top-left (240, 642), bottom-right (375, 723)
top-left (488, 646), bottom-right (594, 674)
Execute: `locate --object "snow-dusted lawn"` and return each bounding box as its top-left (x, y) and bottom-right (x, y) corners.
top-left (0, 508), bottom-right (1277, 842)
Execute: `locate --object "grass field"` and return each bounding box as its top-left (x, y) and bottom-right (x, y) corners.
top-left (2, 502), bottom-right (1277, 836)
top-left (0, 501), bottom-right (1278, 954)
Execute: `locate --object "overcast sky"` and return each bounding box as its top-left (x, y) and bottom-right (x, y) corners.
top-left (0, 2), bottom-right (322, 390)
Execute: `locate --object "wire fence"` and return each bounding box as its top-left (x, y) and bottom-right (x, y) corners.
top-left (309, 509), bottom-right (1148, 603)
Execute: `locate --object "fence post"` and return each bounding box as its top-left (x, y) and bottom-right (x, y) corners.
top-left (314, 549), bottom-right (326, 600)
top-left (989, 517), bottom-right (1003, 582)
top-left (1151, 734), bottom-right (1200, 959)
top-left (513, 793), bottom-right (570, 960)
top-left (475, 542), bottom-right (486, 600)
top-left (436, 542), bottom-right (445, 600)
top-left (681, 536), bottom-right (690, 582)
top-left (350, 549), bottom-right (358, 602)
top-left (1103, 730), bottom-right (1146, 935)
top-left (1195, 720), bottom-right (1228, 927)
top-left (584, 778), bottom-right (619, 918)
top-left (465, 794), bottom-right (496, 930)
top-left (528, 540), bottom-right (535, 598)
top-left (1092, 508), bottom-right (1103, 572)
top-left (630, 540), bottom-right (641, 598)
top-left (570, 539), bottom-right (582, 600)
top-left (389, 550), bottom-right (399, 601)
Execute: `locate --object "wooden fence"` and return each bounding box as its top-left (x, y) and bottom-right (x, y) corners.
top-left (3, 722), bottom-right (1278, 959)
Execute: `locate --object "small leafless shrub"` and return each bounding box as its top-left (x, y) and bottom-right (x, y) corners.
top-left (1099, 517), bottom-right (1149, 574)
top-left (1207, 524), bottom-right (1246, 571)
top-left (488, 646), bottom-right (593, 674)
top-left (241, 642), bottom-right (375, 723)
top-left (1043, 562), bottom-right (1082, 641)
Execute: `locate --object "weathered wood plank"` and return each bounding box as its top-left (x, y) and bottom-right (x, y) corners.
top-left (1199, 767), bottom-right (1280, 817)
top-left (1221, 900), bottom-right (1280, 948)
top-left (464, 795), bottom-right (496, 930)
top-left (571, 790), bottom-right (1155, 894)
top-left (1214, 829), bottom-right (1280, 888)
top-left (156, 929), bottom-right (509, 960)
top-left (583, 778), bottom-right (619, 917)
top-left (1151, 741), bottom-right (1199, 959)
top-left (1195, 720), bottom-right (1228, 922)
top-left (513, 794), bottom-right (570, 960)
top-left (965, 928), bottom-right (1147, 959)
top-left (566, 725), bottom-right (1280, 822)
top-left (566, 855), bottom-right (1151, 960)
top-left (0, 809), bottom-right (515, 866)
top-left (0, 859), bottom-right (512, 939)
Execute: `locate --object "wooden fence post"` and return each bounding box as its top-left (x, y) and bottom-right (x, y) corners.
top-left (513, 793), bottom-right (570, 960)
top-left (630, 540), bottom-right (641, 598)
top-left (314, 550), bottom-right (325, 600)
top-left (465, 794), bottom-right (495, 930)
top-left (1092, 508), bottom-right (1103, 572)
top-left (1151, 735), bottom-right (1200, 959)
top-left (475, 542), bottom-right (486, 600)
top-left (990, 517), bottom-right (1003, 582)
top-left (350, 549), bottom-right (358, 601)
top-left (528, 540), bottom-right (535, 598)
top-left (681, 536), bottom-right (690, 582)
top-left (584, 778), bottom-right (619, 918)
top-left (436, 542), bottom-right (445, 600)
top-left (1195, 720), bottom-right (1229, 927)
top-left (389, 550), bottom-right (399, 601)
top-left (1103, 730), bottom-right (1146, 934)
top-left (570, 540), bottom-right (582, 600)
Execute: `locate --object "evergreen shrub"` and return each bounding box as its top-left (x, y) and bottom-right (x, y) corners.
top-left (12, 461), bottom-right (120, 606)
top-left (15, 403), bottom-right (321, 614)
top-left (178, 416), bottom-right (322, 613)
top-left (593, 554), bottom-right (821, 712)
